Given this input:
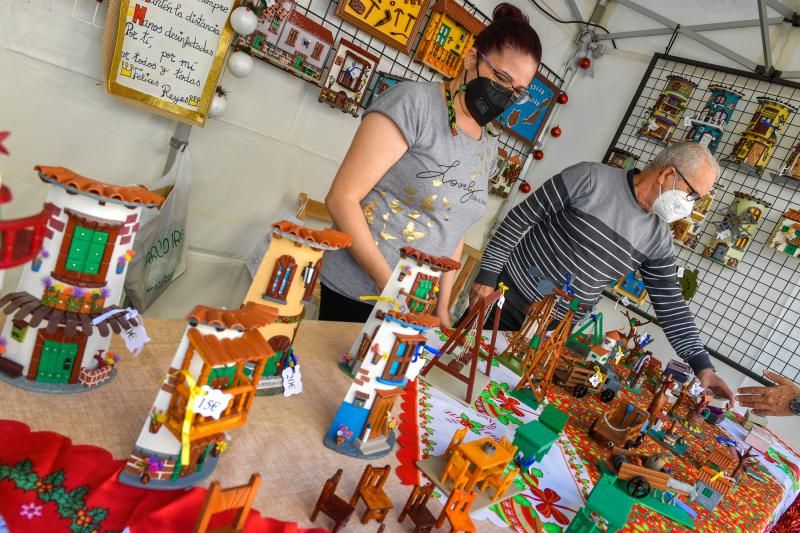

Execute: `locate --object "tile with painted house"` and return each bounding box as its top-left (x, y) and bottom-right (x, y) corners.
top-left (0, 167), bottom-right (163, 392)
top-left (319, 39), bottom-right (380, 117)
top-left (488, 148), bottom-right (522, 199)
top-left (415, 0), bottom-right (485, 79)
top-left (769, 209), bottom-right (800, 259)
top-left (327, 247), bottom-right (460, 459)
top-left (119, 302), bottom-right (278, 489)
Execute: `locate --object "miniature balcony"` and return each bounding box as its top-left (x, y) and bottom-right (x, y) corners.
top-left (399, 290), bottom-right (437, 315)
top-left (684, 112), bottom-right (726, 130)
top-left (165, 371), bottom-right (256, 441)
top-left (0, 202), bottom-right (53, 269)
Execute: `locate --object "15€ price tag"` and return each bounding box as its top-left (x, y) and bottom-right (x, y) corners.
top-left (194, 386), bottom-right (233, 420)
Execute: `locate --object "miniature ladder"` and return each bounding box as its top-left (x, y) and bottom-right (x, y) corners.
top-left (514, 289), bottom-right (580, 404)
top-left (420, 286), bottom-right (504, 405)
top-left (497, 294), bottom-right (558, 374)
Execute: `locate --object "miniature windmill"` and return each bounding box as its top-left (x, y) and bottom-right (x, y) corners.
top-left (513, 289), bottom-right (580, 407)
top-left (419, 284), bottom-right (505, 405)
top-left (496, 294), bottom-right (558, 374)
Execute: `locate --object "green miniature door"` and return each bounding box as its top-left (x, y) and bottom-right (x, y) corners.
top-left (209, 365), bottom-right (236, 389)
top-left (411, 279), bottom-right (433, 312)
top-left (66, 225), bottom-right (109, 275)
top-left (434, 24), bottom-right (451, 47)
top-left (37, 340), bottom-right (78, 383)
top-left (292, 53), bottom-right (304, 69)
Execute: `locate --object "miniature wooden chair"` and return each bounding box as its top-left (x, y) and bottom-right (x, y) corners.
top-left (194, 473), bottom-right (261, 533)
top-left (498, 437), bottom-right (518, 457)
top-left (441, 453), bottom-right (471, 490)
top-left (445, 428), bottom-right (468, 459)
top-left (310, 469), bottom-right (355, 532)
top-left (398, 483), bottom-right (437, 533)
top-left (436, 489), bottom-right (477, 532)
top-left (480, 466), bottom-right (520, 502)
top-left (350, 464), bottom-right (393, 524)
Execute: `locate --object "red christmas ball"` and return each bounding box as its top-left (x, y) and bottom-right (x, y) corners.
top-left (579, 57), bottom-right (591, 70)
top-left (557, 92), bottom-right (568, 104)
top-left (550, 126), bottom-right (562, 138)
top-left (520, 182), bottom-right (532, 194)
top-left (533, 150), bottom-right (544, 160)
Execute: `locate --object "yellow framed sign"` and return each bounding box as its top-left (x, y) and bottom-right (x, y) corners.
top-left (335, 0), bottom-right (432, 54)
top-left (105, 0), bottom-right (237, 126)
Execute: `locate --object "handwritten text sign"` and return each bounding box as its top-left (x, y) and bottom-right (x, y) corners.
top-left (194, 386), bottom-right (233, 419)
top-left (106, 0), bottom-right (236, 126)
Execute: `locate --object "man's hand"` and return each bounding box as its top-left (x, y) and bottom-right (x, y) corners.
top-left (469, 283), bottom-right (494, 307)
top-left (437, 309), bottom-right (452, 329)
top-left (736, 370), bottom-right (800, 416)
top-left (697, 368), bottom-right (735, 409)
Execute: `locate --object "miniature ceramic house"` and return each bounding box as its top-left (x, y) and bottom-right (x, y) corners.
top-left (776, 143), bottom-right (800, 183)
top-left (243, 1), bottom-right (333, 85)
top-left (612, 271), bottom-right (648, 305)
top-left (730, 97), bottom-right (796, 174)
top-left (684, 84), bottom-right (745, 154)
top-left (663, 359), bottom-right (693, 384)
top-left (640, 75), bottom-right (697, 143)
top-left (606, 147), bottom-right (640, 170)
top-left (489, 148), bottom-right (523, 199)
top-left (319, 39), bottom-right (380, 117)
top-left (243, 221), bottom-right (351, 393)
top-left (119, 302), bottom-right (277, 489)
top-left (415, 0), bottom-right (485, 79)
top-left (0, 167), bottom-right (163, 392)
top-left (704, 192), bottom-right (771, 269)
top-left (670, 188), bottom-right (716, 249)
top-left (769, 209), bottom-right (800, 259)
top-left (327, 247), bottom-right (460, 459)
top-left (694, 466), bottom-right (733, 512)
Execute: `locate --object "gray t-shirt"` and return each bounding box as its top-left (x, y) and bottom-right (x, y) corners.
top-left (321, 81), bottom-right (497, 300)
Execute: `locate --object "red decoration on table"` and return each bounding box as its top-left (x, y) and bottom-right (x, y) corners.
top-left (533, 150), bottom-right (544, 160)
top-left (395, 380), bottom-right (422, 486)
top-left (550, 126), bottom-right (562, 138)
top-left (0, 419), bottom-right (325, 533)
top-left (579, 57), bottom-right (591, 70)
top-left (557, 92), bottom-right (568, 105)
top-left (520, 182), bottom-right (532, 194)
top-left (0, 131), bottom-right (10, 156)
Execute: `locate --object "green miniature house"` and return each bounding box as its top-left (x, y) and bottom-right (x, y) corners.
top-left (513, 404), bottom-right (569, 463)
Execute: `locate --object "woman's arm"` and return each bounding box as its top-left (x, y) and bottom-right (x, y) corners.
top-left (435, 237), bottom-right (465, 328)
top-left (326, 113), bottom-right (410, 292)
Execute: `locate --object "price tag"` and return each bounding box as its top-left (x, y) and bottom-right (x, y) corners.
top-left (282, 365), bottom-right (303, 397)
top-left (620, 297), bottom-right (631, 307)
top-left (194, 386), bottom-right (233, 419)
top-left (589, 373), bottom-right (602, 387)
top-left (677, 267), bottom-right (685, 278)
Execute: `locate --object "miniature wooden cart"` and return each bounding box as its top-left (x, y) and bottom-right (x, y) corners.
top-left (589, 401), bottom-right (648, 449)
top-left (608, 448), bottom-right (690, 500)
top-left (554, 353), bottom-right (620, 402)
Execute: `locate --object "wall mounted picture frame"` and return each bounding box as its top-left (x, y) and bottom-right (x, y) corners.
top-left (496, 72), bottom-right (559, 146)
top-left (335, 0), bottom-right (432, 54)
top-left (362, 71), bottom-right (411, 109)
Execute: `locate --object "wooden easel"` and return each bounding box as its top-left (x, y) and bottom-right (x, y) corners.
top-left (514, 289), bottom-right (579, 404)
top-left (420, 287), bottom-right (504, 405)
top-left (497, 294), bottom-right (558, 374)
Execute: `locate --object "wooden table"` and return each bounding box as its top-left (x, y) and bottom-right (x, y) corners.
top-left (455, 436), bottom-right (514, 492)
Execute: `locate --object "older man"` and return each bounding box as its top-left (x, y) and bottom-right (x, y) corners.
top-left (471, 142), bottom-right (735, 404)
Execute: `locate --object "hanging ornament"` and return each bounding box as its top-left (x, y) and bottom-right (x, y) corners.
top-left (550, 125), bottom-right (562, 138)
top-left (533, 150), bottom-right (544, 160)
top-left (230, 6), bottom-right (258, 35)
top-left (228, 51), bottom-right (254, 78)
top-left (579, 57), bottom-right (591, 70)
top-left (519, 181), bottom-right (532, 194)
top-left (0, 131), bottom-right (9, 156)
top-left (557, 92), bottom-right (568, 105)
top-left (208, 86), bottom-right (228, 118)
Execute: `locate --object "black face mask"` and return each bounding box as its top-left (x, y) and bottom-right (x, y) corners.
top-left (462, 69), bottom-right (517, 127)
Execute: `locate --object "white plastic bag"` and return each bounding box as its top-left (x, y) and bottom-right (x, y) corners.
top-left (124, 149), bottom-right (191, 311)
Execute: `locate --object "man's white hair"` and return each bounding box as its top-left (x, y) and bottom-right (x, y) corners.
top-left (645, 142), bottom-right (720, 181)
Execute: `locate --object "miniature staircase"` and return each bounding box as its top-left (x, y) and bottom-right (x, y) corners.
top-left (356, 437), bottom-right (392, 456)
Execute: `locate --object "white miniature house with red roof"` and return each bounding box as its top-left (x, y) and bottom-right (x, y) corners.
top-left (327, 247), bottom-right (460, 458)
top-left (0, 167), bottom-right (163, 392)
top-left (119, 302), bottom-right (278, 489)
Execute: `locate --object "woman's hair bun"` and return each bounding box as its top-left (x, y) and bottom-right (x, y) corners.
top-left (493, 3), bottom-right (528, 23)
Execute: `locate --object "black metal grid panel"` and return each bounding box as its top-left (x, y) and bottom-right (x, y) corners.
top-left (290, 0), bottom-right (564, 160)
top-left (604, 53), bottom-right (800, 384)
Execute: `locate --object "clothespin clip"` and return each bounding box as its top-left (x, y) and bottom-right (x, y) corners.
top-left (497, 282), bottom-right (509, 308)
top-left (563, 273), bottom-right (575, 296)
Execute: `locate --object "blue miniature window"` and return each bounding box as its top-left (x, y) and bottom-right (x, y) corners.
top-left (263, 255), bottom-right (296, 302)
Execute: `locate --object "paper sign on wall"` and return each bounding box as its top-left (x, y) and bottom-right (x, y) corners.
top-left (104, 0), bottom-right (237, 126)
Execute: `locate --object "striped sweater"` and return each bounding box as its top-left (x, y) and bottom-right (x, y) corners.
top-left (475, 162), bottom-right (713, 373)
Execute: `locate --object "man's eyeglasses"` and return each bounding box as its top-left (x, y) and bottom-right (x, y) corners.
top-left (674, 168), bottom-right (703, 202)
top-left (478, 51), bottom-right (531, 105)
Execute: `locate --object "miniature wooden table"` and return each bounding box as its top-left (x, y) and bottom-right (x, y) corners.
top-left (453, 436), bottom-right (514, 492)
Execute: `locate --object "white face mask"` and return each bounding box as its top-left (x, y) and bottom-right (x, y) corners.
top-left (652, 183), bottom-right (695, 224)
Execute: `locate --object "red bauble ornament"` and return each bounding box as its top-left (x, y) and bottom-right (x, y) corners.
top-left (550, 126), bottom-right (562, 138)
top-left (520, 182), bottom-right (532, 193)
top-left (533, 150), bottom-right (544, 160)
top-left (557, 92), bottom-right (568, 104)
top-left (579, 57), bottom-right (591, 69)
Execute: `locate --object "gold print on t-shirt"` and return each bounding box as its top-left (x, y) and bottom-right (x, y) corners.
top-left (407, 210), bottom-right (421, 220)
top-left (362, 199), bottom-right (379, 225)
top-left (381, 213), bottom-right (390, 222)
top-left (389, 199), bottom-right (404, 213)
top-left (406, 185), bottom-right (417, 196)
top-left (402, 221), bottom-right (425, 242)
top-left (432, 178), bottom-right (443, 187)
top-left (380, 224), bottom-right (397, 241)
top-left (421, 194), bottom-right (438, 212)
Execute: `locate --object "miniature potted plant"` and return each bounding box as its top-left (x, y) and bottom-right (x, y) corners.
top-left (91, 289), bottom-right (110, 313)
top-left (398, 264), bottom-right (412, 282)
top-left (211, 440), bottom-right (228, 457)
top-left (30, 250), bottom-right (49, 272)
top-left (336, 425), bottom-right (353, 447)
top-left (66, 288), bottom-right (84, 312)
top-left (148, 408), bottom-right (166, 433)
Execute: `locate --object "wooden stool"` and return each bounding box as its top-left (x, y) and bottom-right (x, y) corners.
top-left (310, 469), bottom-right (355, 532)
top-left (350, 464), bottom-right (393, 524)
top-left (437, 489), bottom-right (476, 532)
top-left (194, 473), bottom-right (261, 533)
top-left (398, 484), bottom-right (437, 533)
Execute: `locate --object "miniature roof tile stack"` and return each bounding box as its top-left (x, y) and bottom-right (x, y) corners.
top-left (36, 166), bottom-right (164, 207)
top-left (271, 220), bottom-right (353, 250)
top-left (399, 246), bottom-right (462, 272)
top-left (187, 301), bottom-right (279, 331)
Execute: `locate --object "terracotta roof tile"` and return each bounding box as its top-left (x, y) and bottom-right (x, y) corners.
top-left (400, 247), bottom-right (461, 272)
top-left (35, 166), bottom-right (165, 207)
top-left (188, 327), bottom-right (273, 366)
top-left (385, 310), bottom-right (440, 328)
top-left (783, 209), bottom-right (800, 223)
top-left (339, 38), bottom-right (379, 64)
top-left (755, 95), bottom-right (798, 112)
top-left (606, 330), bottom-right (625, 341)
top-left (609, 147), bottom-right (639, 159)
top-left (697, 466), bottom-right (733, 496)
top-left (706, 84), bottom-right (746, 98)
top-left (733, 191), bottom-right (772, 208)
top-left (432, 0), bottom-right (486, 35)
top-left (272, 220), bottom-right (352, 250)
top-left (187, 301), bottom-right (278, 331)
top-left (665, 75), bottom-right (698, 89)
top-left (287, 11), bottom-right (333, 44)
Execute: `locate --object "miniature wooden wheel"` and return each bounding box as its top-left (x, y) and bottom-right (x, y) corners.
top-left (600, 389), bottom-right (616, 403)
top-left (572, 384), bottom-right (588, 398)
top-left (626, 476), bottom-right (651, 499)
